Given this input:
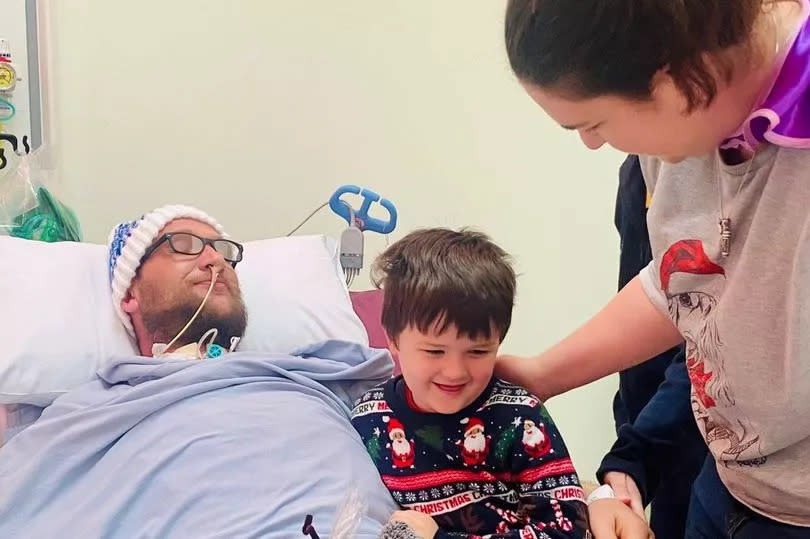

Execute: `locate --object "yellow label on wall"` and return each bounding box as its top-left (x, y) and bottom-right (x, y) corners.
top-left (0, 64), bottom-right (15, 91)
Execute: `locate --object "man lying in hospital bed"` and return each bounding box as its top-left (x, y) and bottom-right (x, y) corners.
top-left (0, 204), bottom-right (399, 537)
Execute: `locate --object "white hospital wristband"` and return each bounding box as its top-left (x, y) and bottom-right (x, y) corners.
top-left (586, 484), bottom-right (616, 506)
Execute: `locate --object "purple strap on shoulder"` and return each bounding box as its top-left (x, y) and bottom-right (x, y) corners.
top-left (722, 1), bottom-right (810, 150)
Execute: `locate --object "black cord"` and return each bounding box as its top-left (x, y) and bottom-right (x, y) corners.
top-left (301, 515), bottom-right (321, 539)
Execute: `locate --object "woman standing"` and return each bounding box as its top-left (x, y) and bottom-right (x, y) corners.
top-left (499, 1), bottom-right (810, 537)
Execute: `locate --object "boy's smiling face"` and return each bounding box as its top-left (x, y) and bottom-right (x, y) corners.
top-left (390, 321), bottom-right (500, 414)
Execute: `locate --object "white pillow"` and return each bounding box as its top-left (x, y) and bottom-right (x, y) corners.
top-left (0, 235), bottom-right (367, 406)
top-left (237, 235), bottom-right (368, 353)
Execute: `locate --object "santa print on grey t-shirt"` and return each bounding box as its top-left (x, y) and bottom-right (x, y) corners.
top-left (659, 239), bottom-right (766, 467)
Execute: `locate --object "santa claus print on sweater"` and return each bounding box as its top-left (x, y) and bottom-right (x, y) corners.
top-left (351, 377), bottom-right (589, 538)
top-left (384, 416), bottom-right (416, 469)
top-left (660, 239), bottom-right (764, 466)
top-left (522, 419), bottom-right (551, 459)
top-left (456, 417), bottom-right (491, 467)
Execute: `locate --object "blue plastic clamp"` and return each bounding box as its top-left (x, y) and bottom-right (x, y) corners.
top-left (328, 184), bottom-right (397, 234)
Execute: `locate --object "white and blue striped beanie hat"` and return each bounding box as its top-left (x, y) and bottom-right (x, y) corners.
top-left (107, 204), bottom-right (226, 337)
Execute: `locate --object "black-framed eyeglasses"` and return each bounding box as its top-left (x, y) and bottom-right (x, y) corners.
top-left (142, 232), bottom-right (244, 267)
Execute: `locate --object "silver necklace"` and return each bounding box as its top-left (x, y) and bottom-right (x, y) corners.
top-left (718, 13), bottom-right (781, 257)
top-left (717, 151), bottom-right (757, 257)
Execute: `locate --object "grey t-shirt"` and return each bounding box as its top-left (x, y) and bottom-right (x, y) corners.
top-left (640, 144), bottom-right (810, 526)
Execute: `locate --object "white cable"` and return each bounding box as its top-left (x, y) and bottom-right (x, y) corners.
top-left (286, 201), bottom-right (329, 236)
top-left (288, 199), bottom-right (365, 290)
top-left (161, 267), bottom-right (220, 355)
top-left (345, 267), bottom-right (358, 288)
top-left (196, 328), bottom-right (219, 358)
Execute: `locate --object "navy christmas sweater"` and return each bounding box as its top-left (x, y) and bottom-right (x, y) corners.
top-left (351, 376), bottom-right (589, 538)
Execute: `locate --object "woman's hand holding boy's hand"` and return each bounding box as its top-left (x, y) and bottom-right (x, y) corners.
top-left (589, 498), bottom-right (654, 539)
top-left (603, 471), bottom-right (645, 520)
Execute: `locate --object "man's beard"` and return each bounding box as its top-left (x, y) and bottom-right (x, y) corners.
top-left (141, 289), bottom-right (248, 350)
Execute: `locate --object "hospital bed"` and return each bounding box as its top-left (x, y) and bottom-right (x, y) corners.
top-left (0, 191), bottom-right (402, 537)
top-left (0, 287), bottom-right (397, 445)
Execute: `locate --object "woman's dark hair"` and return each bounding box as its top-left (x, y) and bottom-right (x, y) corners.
top-left (505, 0), bottom-right (765, 109)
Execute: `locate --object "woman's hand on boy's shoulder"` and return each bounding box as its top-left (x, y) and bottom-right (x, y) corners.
top-left (495, 354), bottom-right (552, 401)
top-left (588, 498), bottom-right (654, 539)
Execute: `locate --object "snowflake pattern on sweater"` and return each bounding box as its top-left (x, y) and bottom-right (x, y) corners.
top-left (352, 377), bottom-right (589, 538)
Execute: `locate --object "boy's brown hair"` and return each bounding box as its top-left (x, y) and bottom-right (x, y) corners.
top-left (371, 228), bottom-right (516, 344)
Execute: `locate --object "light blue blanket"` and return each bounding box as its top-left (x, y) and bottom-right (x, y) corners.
top-left (0, 340), bottom-right (397, 538)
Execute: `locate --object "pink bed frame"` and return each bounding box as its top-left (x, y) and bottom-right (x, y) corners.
top-left (349, 289), bottom-right (400, 376)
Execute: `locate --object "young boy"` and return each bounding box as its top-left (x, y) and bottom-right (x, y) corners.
top-left (352, 228), bottom-right (590, 538)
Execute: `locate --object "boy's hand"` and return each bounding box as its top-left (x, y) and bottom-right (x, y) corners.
top-left (589, 499), bottom-right (654, 539)
top-left (603, 472), bottom-right (645, 520)
top-left (389, 510), bottom-right (439, 538)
